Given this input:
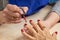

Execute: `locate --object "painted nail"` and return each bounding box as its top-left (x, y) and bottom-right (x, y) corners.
top-left (55, 32), bottom-right (58, 35)
top-left (24, 24), bottom-right (27, 26)
top-left (29, 20), bottom-right (32, 22)
top-left (37, 19), bottom-right (40, 22)
top-left (21, 29), bottom-right (24, 32)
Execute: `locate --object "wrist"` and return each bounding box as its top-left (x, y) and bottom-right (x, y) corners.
top-left (43, 21), bottom-right (52, 29)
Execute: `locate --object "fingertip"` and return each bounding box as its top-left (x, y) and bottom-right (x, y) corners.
top-left (24, 23), bottom-right (27, 26)
top-left (29, 20), bottom-right (32, 23)
top-left (37, 19), bottom-right (40, 22)
top-left (21, 29), bottom-right (25, 32)
top-left (55, 31), bottom-right (58, 35)
top-left (52, 31), bottom-right (58, 36)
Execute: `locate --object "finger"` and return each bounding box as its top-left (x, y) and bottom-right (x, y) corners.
top-left (4, 5), bottom-right (22, 17)
top-left (43, 28), bottom-right (51, 37)
top-left (5, 16), bottom-right (21, 24)
top-left (9, 19), bottom-right (21, 23)
top-left (29, 20), bottom-right (42, 32)
top-left (6, 4), bottom-right (20, 12)
top-left (4, 9), bottom-right (21, 18)
top-left (24, 25), bottom-right (45, 39)
top-left (24, 24), bottom-right (37, 36)
top-left (7, 12), bottom-right (21, 18)
top-left (6, 14), bottom-right (17, 21)
top-left (3, 8), bottom-right (21, 19)
top-left (37, 19), bottom-right (45, 30)
top-left (52, 32), bottom-right (57, 39)
top-left (6, 4), bottom-right (26, 16)
top-left (4, 4), bottom-right (22, 15)
top-left (6, 4), bottom-right (25, 16)
top-left (21, 29), bottom-right (35, 40)
top-left (24, 26), bottom-right (32, 35)
top-left (5, 12), bottom-right (21, 21)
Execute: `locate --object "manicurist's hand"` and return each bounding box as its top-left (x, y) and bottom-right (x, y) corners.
top-left (0, 4), bottom-right (28, 24)
top-left (21, 20), bottom-right (57, 40)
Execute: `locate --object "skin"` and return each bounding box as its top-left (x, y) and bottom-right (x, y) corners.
top-left (1, 3), bottom-right (59, 40)
top-left (44, 12), bottom-right (60, 29)
top-left (5, 4), bottom-right (60, 40)
top-left (21, 20), bottom-right (57, 40)
top-left (0, 4), bottom-right (28, 24)
top-left (0, 4), bottom-right (59, 28)
top-left (7, 4), bottom-right (60, 29)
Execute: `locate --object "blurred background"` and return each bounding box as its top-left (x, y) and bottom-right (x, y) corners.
top-left (0, 0), bottom-right (57, 10)
top-left (0, 0), bottom-right (8, 10)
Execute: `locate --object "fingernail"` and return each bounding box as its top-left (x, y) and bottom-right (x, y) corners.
top-left (55, 32), bottom-right (58, 35)
top-left (21, 29), bottom-right (24, 32)
top-left (24, 24), bottom-right (27, 26)
top-left (37, 19), bottom-right (40, 22)
top-left (29, 20), bottom-right (32, 22)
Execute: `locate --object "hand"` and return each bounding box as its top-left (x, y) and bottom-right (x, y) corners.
top-left (0, 4), bottom-right (28, 24)
top-left (21, 20), bottom-right (57, 40)
top-left (0, 11), bottom-right (21, 24)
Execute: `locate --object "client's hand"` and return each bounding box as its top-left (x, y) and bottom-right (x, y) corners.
top-left (21, 20), bottom-right (57, 40)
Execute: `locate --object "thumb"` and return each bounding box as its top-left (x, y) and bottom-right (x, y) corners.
top-left (52, 32), bottom-right (57, 40)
